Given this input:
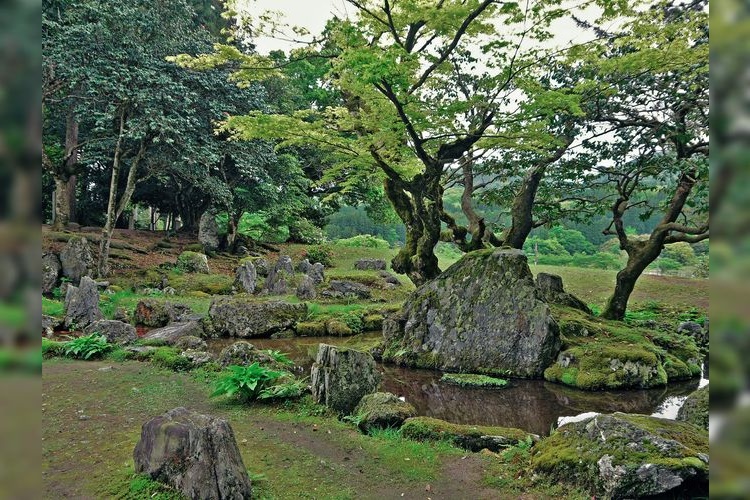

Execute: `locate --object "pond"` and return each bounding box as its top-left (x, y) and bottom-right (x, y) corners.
top-left (207, 333), bottom-right (707, 436)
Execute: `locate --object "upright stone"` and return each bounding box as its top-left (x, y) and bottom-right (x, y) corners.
top-left (235, 261), bottom-right (257, 294)
top-left (63, 276), bottom-right (103, 329)
top-left (133, 407), bottom-right (252, 500)
top-left (382, 249), bottom-right (560, 377)
top-left (264, 256), bottom-right (294, 295)
top-left (60, 236), bottom-right (94, 284)
top-left (296, 275), bottom-right (317, 300)
top-left (297, 258), bottom-right (312, 273)
top-left (309, 262), bottom-right (325, 285)
top-left (536, 272), bottom-right (592, 313)
top-left (677, 385), bottom-right (709, 430)
top-left (198, 210), bottom-right (220, 253)
top-left (311, 344), bottom-right (381, 415)
top-left (42, 253), bottom-right (61, 295)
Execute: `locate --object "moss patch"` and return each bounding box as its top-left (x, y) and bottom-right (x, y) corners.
top-left (440, 373), bottom-right (508, 388)
top-left (401, 416), bottom-right (531, 452)
top-left (543, 306), bottom-right (702, 390)
top-left (532, 413), bottom-right (708, 498)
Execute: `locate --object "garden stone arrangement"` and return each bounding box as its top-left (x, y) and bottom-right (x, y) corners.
top-left (41, 0), bottom-right (711, 496)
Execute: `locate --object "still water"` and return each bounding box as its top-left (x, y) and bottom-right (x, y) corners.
top-left (206, 333), bottom-right (706, 436)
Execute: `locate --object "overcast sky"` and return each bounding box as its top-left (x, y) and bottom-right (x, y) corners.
top-left (241, 0), bottom-right (609, 55)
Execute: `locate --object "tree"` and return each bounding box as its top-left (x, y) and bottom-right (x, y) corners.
top-left (561, 1), bottom-right (708, 319)
top-left (175, 0), bottom-right (626, 285)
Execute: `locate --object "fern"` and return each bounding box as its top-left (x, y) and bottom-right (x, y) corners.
top-left (64, 333), bottom-right (111, 360)
top-left (212, 363), bottom-right (285, 401)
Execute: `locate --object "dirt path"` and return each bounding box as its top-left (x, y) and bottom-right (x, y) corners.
top-left (42, 360), bottom-right (503, 499)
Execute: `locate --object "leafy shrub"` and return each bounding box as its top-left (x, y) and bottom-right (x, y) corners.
top-left (334, 234), bottom-right (390, 249)
top-left (693, 255), bottom-right (709, 278)
top-left (63, 333), bottom-right (112, 359)
top-left (662, 242), bottom-right (697, 265)
top-left (342, 312), bottom-right (364, 334)
top-left (651, 257), bottom-right (682, 272)
top-left (262, 349), bottom-right (294, 366)
top-left (212, 363), bottom-right (285, 401)
top-left (258, 378), bottom-right (308, 400)
top-left (304, 244), bottom-right (335, 267)
top-left (289, 218), bottom-right (326, 244)
top-left (548, 226), bottom-right (596, 255)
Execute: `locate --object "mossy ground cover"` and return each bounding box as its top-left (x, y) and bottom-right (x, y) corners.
top-left (42, 359), bottom-right (591, 499)
top-left (544, 305), bottom-right (702, 390)
top-left (440, 373), bottom-right (509, 388)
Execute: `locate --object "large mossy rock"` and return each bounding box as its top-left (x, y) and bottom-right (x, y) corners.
top-left (401, 416), bottom-right (532, 452)
top-left (134, 300), bottom-right (193, 328)
top-left (217, 340), bottom-right (287, 370)
top-left (83, 319), bottom-right (137, 344)
top-left (208, 297), bottom-right (307, 338)
top-left (133, 407), bottom-right (252, 500)
top-left (234, 261), bottom-right (257, 294)
top-left (60, 236), bottom-right (95, 285)
top-left (381, 249), bottom-right (560, 377)
top-left (544, 306), bottom-right (702, 390)
top-left (536, 273), bottom-right (591, 314)
top-left (176, 251), bottom-right (210, 274)
top-left (142, 321), bottom-right (204, 345)
top-left (198, 210), bottom-right (220, 253)
top-left (42, 253), bottom-right (61, 295)
top-left (353, 392), bottom-right (417, 432)
top-left (677, 385), bottom-right (709, 430)
top-left (310, 344), bottom-right (381, 415)
top-left (531, 413), bottom-right (708, 499)
top-left (63, 276), bottom-right (103, 329)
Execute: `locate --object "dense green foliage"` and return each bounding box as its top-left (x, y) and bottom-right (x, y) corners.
top-left (212, 363), bottom-right (286, 401)
top-left (63, 334), bottom-right (112, 360)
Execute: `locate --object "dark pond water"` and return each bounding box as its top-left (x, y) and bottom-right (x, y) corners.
top-left (207, 333), bottom-right (707, 436)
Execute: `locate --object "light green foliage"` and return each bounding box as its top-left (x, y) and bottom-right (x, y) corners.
top-left (212, 363), bottom-right (285, 401)
top-left (258, 378), bottom-right (308, 401)
top-left (304, 245), bottom-right (335, 267)
top-left (42, 338), bottom-right (66, 358)
top-left (440, 373), bottom-right (508, 388)
top-left (63, 334), bottom-right (112, 360)
top-left (42, 297), bottom-right (64, 317)
top-left (262, 349), bottom-right (294, 366)
top-left (334, 235), bottom-right (389, 249)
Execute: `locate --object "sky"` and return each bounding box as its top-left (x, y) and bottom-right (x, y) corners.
top-left (245, 0), bottom-right (351, 53)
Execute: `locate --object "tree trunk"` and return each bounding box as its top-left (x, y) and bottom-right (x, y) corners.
top-left (384, 176), bottom-right (441, 286)
top-left (98, 110), bottom-right (145, 277)
top-left (128, 206), bottom-right (137, 230)
top-left (601, 243), bottom-right (660, 320)
top-left (51, 112), bottom-right (80, 230)
top-left (52, 177), bottom-right (73, 230)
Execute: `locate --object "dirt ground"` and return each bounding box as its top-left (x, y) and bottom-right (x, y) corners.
top-left (42, 359), bottom-right (539, 500)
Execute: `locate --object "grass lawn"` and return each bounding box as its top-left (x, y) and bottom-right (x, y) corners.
top-left (42, 359), bottom-right (586, 499)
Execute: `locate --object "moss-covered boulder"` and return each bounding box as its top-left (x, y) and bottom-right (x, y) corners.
top-left (325, 319), bottom-right (354, 336)
top-left (208, 297), bottom-right (307, 338)
top-left (134, 300), bottom-right (193, 328)
top-left (543, 306), bottom-right (702, 390)
top-left (531, 413), bottom-right (708, 499)
top-left (401, 416), bottom-right (532, 452)
top-left (217, 340), bottom-right (286, 369)
top-left (382, 249), bottom-right (560, 377)
top-left (677, 385), bottom-right (709, 430)
top-left (310, 344), bottom-right (381, 415)
top-left (295, 321), bottom-right (327, 336)
top-left (536, 273), bottom-right (591, 314)
top-left (176, 251), bottom-right (210, 274)
top-left (353, 392), bottom-right (416, 432)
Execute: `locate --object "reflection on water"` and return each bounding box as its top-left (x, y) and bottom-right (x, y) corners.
top-left (206, 334), bottom-right (705, 436)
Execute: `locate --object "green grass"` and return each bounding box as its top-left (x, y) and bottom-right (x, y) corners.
top-left (42, 297), bottom-right (65, 318)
